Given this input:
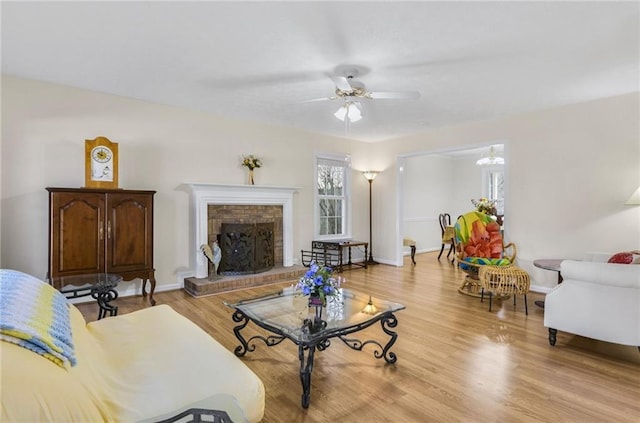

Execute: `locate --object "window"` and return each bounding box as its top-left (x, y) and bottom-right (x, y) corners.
top-left (483, 167), bottom-right (505, 215)
top-left (315, 155), bottom-right (351, 238)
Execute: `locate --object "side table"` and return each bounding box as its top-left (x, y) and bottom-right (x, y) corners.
top-left (310, 240), bottom-right (368, 272)
top-left (50, 273), bottom-right (122, 319)
top-left (479, 265), bottom-right (531, 314)
top-left (533, 259), bottom-right (564, 308)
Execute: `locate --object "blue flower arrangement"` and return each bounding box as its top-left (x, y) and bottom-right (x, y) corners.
top-left (296, 261), bottom-right (342, 305)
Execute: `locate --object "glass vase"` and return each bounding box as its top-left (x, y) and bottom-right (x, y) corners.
top-left (308, 295), bottom-right (326, 333)
top-left (247, 169), bottom-right (255, 185)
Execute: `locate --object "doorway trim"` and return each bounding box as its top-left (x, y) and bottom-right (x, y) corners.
top-left (395, 141), bottom-right (509, 266)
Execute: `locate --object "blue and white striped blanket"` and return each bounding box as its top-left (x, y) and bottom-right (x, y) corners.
top-left (0, 269), bottom-right (76, 368)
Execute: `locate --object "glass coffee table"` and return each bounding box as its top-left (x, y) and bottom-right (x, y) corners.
top-left (50, 273), bottom-right (122, 320)
top-left (225, 288), bottom-right (405, 408)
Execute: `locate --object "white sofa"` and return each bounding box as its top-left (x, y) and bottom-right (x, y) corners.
top-left (543, 255), bottom-right (640, 348)
top-left (1, 270), bottom-right (265, 422)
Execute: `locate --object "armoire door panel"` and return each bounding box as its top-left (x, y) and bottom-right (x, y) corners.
top-left (51, 192), bottom-right (105, 276)
top-left (107, 193), bottom-right (153, 273)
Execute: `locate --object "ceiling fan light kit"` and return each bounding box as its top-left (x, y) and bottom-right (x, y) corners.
top-left (307, 64), bottom-right (421, 124)
top-left (334, 101), bottom-right (362, 122)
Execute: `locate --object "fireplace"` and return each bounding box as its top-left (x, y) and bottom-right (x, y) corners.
top-left (219, 222), bottom-right (274, 275)
top-left (207, 204), bottom-right (283, 271)
top-left (184, 183), bottom-right (298, 279)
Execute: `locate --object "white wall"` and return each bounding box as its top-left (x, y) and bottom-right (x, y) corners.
top-left (400, 149), bottom-right (503, 254)
top-left (451, 156), bottom-right (489, 218)
top-left (2, 76), bottom-right (638, 294)
top-left (0, 76), bottom-right (372, 295)
top-left (401, 154), bottom-right (454, 253)
top-left (374, 92), bottom-right (640, 291)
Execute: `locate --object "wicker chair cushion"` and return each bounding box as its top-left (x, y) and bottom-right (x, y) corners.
top-left (465, 257), bottom-right (511, 266)
top-left (459, 257), bottom-right (511, 272)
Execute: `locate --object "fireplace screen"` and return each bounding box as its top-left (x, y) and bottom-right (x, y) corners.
top-left (219, 222), bottom-right (274, 275)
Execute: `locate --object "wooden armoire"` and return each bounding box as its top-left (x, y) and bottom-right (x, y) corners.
top-left (47, 187), bottom-right (156, 305)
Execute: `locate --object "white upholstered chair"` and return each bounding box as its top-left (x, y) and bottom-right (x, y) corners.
top-left (544, 256), bottom-right (640, 349)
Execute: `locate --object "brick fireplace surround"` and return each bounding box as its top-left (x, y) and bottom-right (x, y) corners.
top-left (183, 183), bottom-right (302, 295)
top-left (209, 205), bottom-right (283, 270)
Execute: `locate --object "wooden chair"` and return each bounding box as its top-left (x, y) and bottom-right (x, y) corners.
top-left (453, 211), bottom-right (516, 297)
top-left (403, 238), bottom-right (417, 265)
top-left (438, 213), bottom-right (455, 263)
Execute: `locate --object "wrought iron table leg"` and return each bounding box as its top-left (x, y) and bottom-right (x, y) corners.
top-left (231, 310), bottom-right (253, 356)
top-left (298, 344), bottom-right (316, 409)
top-left (379, 314), bottom-right (399, 363)
top-left (92, 288), bottom-right (118, 320)
top-left (337, 313), bottom-right (400, 364)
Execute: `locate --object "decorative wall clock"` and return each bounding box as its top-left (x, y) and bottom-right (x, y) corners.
top-left (85, 136), bottom-right (119, 189)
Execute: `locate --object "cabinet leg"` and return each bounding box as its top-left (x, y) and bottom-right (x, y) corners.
top-left (142, 276), bottom-right (157, 306)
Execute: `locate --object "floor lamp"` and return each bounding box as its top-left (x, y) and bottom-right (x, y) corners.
top-left (363, 171), bottom-right (378, 264)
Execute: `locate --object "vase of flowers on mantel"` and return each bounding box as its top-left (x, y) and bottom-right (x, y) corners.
top-left (241, 155), bottom-right (262, 185)
top-left (296, 261), bottom-right (343, 333)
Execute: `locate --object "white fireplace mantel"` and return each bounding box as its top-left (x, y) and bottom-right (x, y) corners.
top-left (184, 183), bottom-right (299, 279)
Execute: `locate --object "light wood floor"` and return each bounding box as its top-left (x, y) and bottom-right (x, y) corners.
top-left (78, 252), bottom-right (640, 423)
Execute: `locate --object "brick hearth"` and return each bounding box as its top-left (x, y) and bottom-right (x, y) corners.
top-left (184, 265), bottom-right (306, 297)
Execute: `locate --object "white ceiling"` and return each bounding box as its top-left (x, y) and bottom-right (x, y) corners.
top-left (2, 1), bottom-right (638, 142)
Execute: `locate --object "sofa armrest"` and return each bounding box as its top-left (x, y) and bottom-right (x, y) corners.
top-left (560, 260), bottom-right (640, 288)
top-left (87, 304), bottom-right (265, 423)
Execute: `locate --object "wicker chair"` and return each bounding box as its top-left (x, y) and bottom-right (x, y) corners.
top-left (453, 211), bottom-right (516, 297)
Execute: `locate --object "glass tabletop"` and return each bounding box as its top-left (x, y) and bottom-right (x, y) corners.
top-left (225, 288), bottom-right (405, 342)
top-left (50, 273), bottom-right (122, 293)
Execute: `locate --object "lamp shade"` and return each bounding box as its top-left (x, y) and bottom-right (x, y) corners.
top-left (625, 186), bottom-right (640, 205)
top-left (362, 170), bottom-right (379, 181)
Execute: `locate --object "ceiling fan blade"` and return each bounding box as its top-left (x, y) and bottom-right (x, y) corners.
top-left (331, 76), bottom-right (353, 93)
top-left (367, 91), bottom-right (421, 100)
top-left (300, 96), bottom-right (336, 103)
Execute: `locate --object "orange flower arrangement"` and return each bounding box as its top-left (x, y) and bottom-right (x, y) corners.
top-left (463, 220), bottom-right (503, 259)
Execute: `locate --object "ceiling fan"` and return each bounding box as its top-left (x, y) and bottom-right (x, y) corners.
top-left (304, 66), bottom-right (421, 124)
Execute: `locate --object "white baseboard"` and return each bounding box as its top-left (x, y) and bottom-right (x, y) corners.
top-left (529, 284), bottom-right (552, 294)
